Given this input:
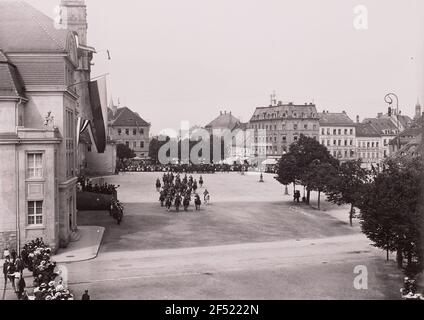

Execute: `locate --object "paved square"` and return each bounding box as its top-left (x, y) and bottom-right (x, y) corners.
top-left (69, 172), bottom-right (403, 300)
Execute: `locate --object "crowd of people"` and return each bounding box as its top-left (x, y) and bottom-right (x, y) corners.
top-left (2, 238), bottom-right (74, 300)
top-left (157, 173), bottom-right (210, 212)
top-left (77, 175), bottom-right (119, 195)
top-left (119, 163), bottom-right (254, 174)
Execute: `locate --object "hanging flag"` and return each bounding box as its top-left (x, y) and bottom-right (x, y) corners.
top-left (76, 117), bottom-right (91, 146)
top-left (88, 76), bottom-right (108, 153)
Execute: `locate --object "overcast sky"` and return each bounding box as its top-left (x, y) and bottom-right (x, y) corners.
top-left (26, 0), bottom-right (424, 134)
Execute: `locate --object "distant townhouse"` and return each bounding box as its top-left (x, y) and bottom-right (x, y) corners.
top-left (108, 103), bottom-right (151, 159)
top-left (355, 123), bottom-right (382, 170)
top-left (318, 111), bottom-right (356, 161)
top-left (248, 101), bottom-right (319, 158)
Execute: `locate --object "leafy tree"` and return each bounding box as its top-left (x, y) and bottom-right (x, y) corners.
top-left (304, 160), bottom-right (338, 210)
top-left (326, 159), bottom-right (369, 226)
top-left (358, 157), bottom-right (424, 272)
top-left (289, 135), bottom-right (339, 204)
top-left (149, 136), bottom-right (169, 164)
top-left (117, 143), bottom-right (136, 161)
top-left (275, 154), bottom-right (299, 194)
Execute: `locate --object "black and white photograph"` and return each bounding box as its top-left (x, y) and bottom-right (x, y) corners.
top-left (0, 0), bottom-right (424, 308)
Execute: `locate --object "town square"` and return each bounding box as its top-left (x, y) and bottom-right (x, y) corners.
top-left (0, 0), bottom-right (423, 303)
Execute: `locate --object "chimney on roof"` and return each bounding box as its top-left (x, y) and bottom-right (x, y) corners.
top-left (356, 115), bottom-right (360, 124)
top-left (342, 111), bottom-right (346, 114)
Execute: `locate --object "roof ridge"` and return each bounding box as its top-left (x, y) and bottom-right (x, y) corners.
top-left (19, 1), bottom-right (66, 51)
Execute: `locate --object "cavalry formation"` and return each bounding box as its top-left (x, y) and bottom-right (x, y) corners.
top-left (156, 173), bottom-right (210, 212)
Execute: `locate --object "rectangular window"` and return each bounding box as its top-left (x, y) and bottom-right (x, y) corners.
top-left (293, 124), bottom-right (298, 130)
top-left (28, 201), bottom-right (43, 225)
top-left (338, 129), bottom-right (342, 135)
top-left (133, 141), bottom-right (137, 149)
top-left (350, 129), bottom-right (353, 135)
top-left (140, 141), bottom-right (145, 148)
top-left (118, 129), bottom-right (122, 135)
top-left (304, 124), bottom-right (308, 130)
top-left (333, 129), bottom-right (337, 135)
top-left (27, 153), bottom-right (43, 178)
top-left (126, 141), bottom-right (130, 147)
top-left (125, 129), bottom-right (130, 135)
top-left (344, 129), bottom-right (348, 135)
top-left (133, 129), bottom-right (137, 135)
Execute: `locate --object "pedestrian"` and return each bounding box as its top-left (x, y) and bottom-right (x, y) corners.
top-left (7, 262), bottom-right (16, 292)
top-left (82, 290), bottom-right (90, 300)
top-left (3, 247), bottom-right (10, 260)
top-left (10, 248), bottom-right (17, 263)
top-left (2, 260), bottom-right (9, 286)
top-left (17, 274), bottom-right (26, 299)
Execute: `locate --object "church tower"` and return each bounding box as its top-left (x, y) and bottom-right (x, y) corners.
top-left (415, 99), bottom-right (422, 119)
top-left (59, 0), bottom-right (88, 45)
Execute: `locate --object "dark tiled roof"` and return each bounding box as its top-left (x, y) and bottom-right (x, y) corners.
top-left (318, 112), bottom-right (354, 126)
top-left (355, 123), bottom-right (381, 137)
top-left (0, 50), bottom-right (26, 99)
top-left (109, 107), bottom-right (150, 127)
top-left (0, 1), bottom-right (70, 53)
top-left (362, 118), bottom-right (397, 133)
top-left (205, 112), bottom-right (241, 131)
top-left (233, 122), bottom-right (248, 131)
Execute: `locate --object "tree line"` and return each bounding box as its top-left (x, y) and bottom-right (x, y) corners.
top-left (276, 135), bottom-right (424, 276)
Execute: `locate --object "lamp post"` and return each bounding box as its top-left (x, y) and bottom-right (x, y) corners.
top-left (384, 93), bottom-right (401, 151)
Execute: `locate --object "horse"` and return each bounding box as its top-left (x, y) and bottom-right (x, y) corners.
top-left (204, 193), bottom-right (211, 206)
top-left (183, 196), bottom-right (190, 211)
top-left (175, 195), bottom-right (182, 212)
top-left (194, 195), bottom-right (201, 211)
top-left (165, 198), bottom-right (172, 212)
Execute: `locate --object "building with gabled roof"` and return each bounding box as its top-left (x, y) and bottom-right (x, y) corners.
top-left (205, 111), bottom-right (241, 134)
top-left (108, 102), bottom-right (151, 159)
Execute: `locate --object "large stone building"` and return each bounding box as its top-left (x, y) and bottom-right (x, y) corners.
top-left (205, 111), bottom-right (241, 135)
top-left (318, 111), bottom-right (356, 161)
top-left (108, 103), bottom-right (151, 159)
top-left (248, 101), bottom-right (319, 158)
top-left (0, 1), bottom-right (104, 253)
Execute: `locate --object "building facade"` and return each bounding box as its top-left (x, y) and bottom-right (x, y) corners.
top-left (108, 104), bottom-right (151, 159)
top-left (0, 0), bottom-right (104, 253)
top-left (318, 111), bottom-right (356, 161)
top-left (355, 123), bottom-right (382, 170)
top-left (248, 102), bottom-right (319, 158)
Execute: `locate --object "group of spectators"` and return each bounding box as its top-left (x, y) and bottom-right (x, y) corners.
top-left (2, 239), bottom-right (74, 300)
top-left (77, 176), bottom-right (119, 195)
top-left (119, 163), bottom-right (255, 174)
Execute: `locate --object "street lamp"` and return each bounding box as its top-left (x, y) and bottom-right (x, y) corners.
top-left (384, 93), bottom-right (401, 151)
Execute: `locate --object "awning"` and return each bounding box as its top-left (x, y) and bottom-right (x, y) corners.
top-left (262, 159), bottom-right (278, 165)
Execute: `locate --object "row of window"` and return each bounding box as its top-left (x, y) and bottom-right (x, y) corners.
top-left (321, 139), bottom-right (355, 147)
top-left (357, 141), bottom-right (380, 148)
top-left (117, 128), bottom-right (145, 136)
top-left (321, 128), bottom-right (354, 136)
top-left (332, 150), bottom-right (355, 158)
top-left (252, 111), bottom-right (317, 121)
top-left (251, 123), bottom-right (318, 131)
top-left (125, 141), bottom-right (145, 149)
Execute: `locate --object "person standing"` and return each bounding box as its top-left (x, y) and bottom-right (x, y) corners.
top-left (3, 247), bottom-right (10, 260)
top-left (17, 274), bottom-right (26, 299)
top-left (82, 290), bottom-right (91, 300)
top-left (2, 260), bottom-right (9, 286)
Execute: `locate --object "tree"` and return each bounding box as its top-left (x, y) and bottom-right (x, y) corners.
top-left (326, 159), bottom-right (369, 226)
top-left (117, 143), bottom-right (136, 161)
top-left (149, 136), bottom-right (169, 164)
top-left (358, 157), bottom-right (424, 272)
top-left (304, 160), bottom-right (338, 210)
top-left (275, 154), bottom-right (299, 194)
top-left (289, 135), bottom-right (339, 204)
